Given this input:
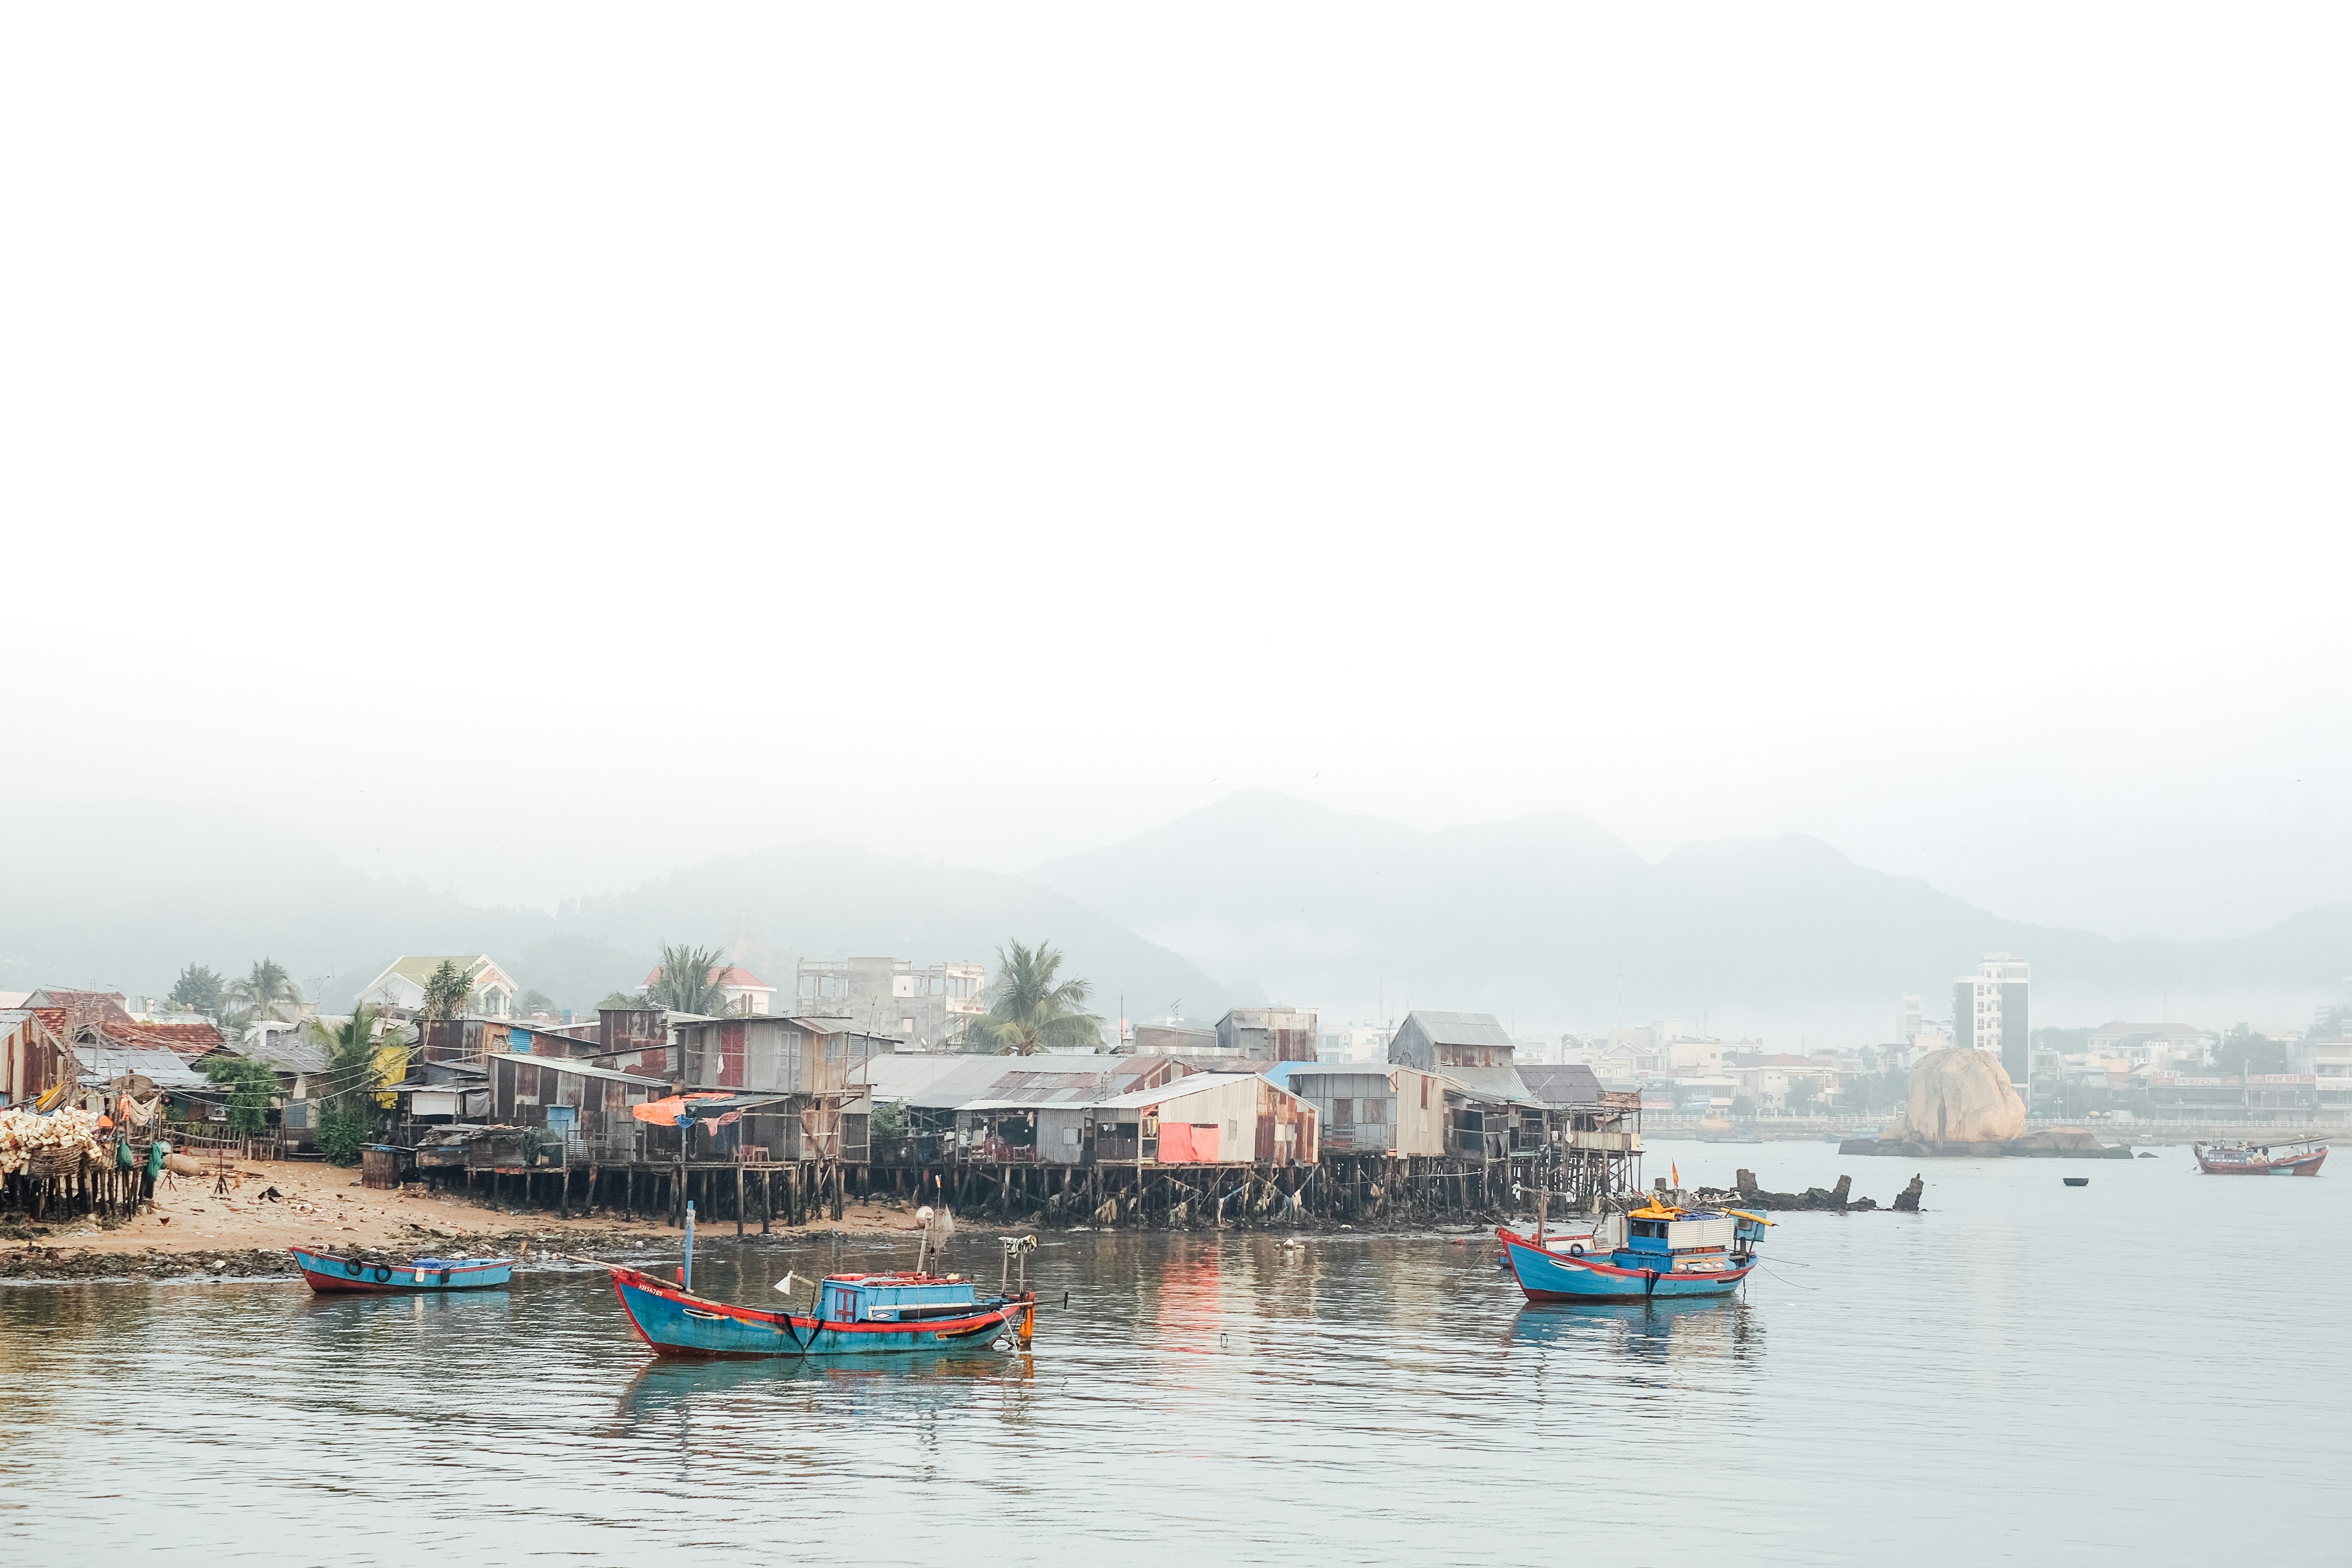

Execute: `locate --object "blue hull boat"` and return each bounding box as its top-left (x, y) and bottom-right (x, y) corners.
top-left (1496, 1203), bottom-right (1770, 1303)
top-left (607, 1265), bottom-right (1034, 1359)
top-left (291, 1246), bottom-right (513, 1294)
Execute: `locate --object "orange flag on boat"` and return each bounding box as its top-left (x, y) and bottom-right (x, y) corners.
top-left (1671, 1161), bottom-right (1680, 1187)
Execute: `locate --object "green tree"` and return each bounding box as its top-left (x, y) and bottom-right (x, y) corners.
top-left (2215, 1024), bottom-right (2288, 1078)
top-left (170, 963), bottom-right (225, 1015)
top-left (306, 1004), bottom-right (403, 1165)
top-left (965, 940), bottom-right (1098, 1056)
top-left (203, 1054), bottom-right (280, 1136)
top-left (596, 990), bottom-right (643, 1010)
top-left (421, 959), bottom-right (473, 1021)
top-left (647, 944), bottom-right (729, 1013)
top-left (225, 957), bottom-right (301, 1024)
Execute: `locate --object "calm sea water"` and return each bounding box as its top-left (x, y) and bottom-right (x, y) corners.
top-left (3, 1140), bottom-right (2342, 1566)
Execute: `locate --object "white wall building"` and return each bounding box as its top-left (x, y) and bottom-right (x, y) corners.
top-left (359, 955), bottom-right (519, 1018)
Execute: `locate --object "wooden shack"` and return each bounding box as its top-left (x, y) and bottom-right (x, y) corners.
top-left (1275, 1062), bottom-right (1447, 1157)
top-left (1084, 1072), bottom-right (1320, 1167)
top-left (1388, 1010), bottom-right (1517, 1072)
top-left (485, 1052), bottom-right (669, 1160)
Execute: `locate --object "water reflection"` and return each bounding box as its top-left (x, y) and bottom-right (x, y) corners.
top-left (1506, 1297), bottom-right (1760, 1364)
top-left (612, 1347), bottom-right (1033, 1425)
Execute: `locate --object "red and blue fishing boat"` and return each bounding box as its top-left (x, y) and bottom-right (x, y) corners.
top-left (606, 1264), bottom-right (1034, 1359)
top-left (598, 1201), bottom-right (1035, 1359)
top-left (2194, 1138), bottom-right (2327, 1176)
top-left (290, 1246), bottom-right (513, 1293)
top-left (1496, 1201), bottom-right (1771, 1302)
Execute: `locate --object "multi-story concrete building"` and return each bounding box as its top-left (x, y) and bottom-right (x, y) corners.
top-left (1317, 1023), bottom-right (1394, 1063)
top-left (1897, 995), bottom-right (1923, 1044)
top-left (1954, 953), bottom-right (2030, 1095)
top-left (794, 956), bottom-right (987, 1050)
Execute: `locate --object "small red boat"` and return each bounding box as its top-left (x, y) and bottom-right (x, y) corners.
top-left (2194, 1139), bottom-right (2327, 1176)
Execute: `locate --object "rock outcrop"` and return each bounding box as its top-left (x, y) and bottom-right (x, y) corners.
top-left (1840, 1057), bottom-right (2131, 1159)
top-left (1707, 1170), bottom-right (1880, 1212)
top-left (1886, 1048), bottom-right (2026, 1144)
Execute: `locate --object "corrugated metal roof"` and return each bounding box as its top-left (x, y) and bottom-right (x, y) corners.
top-left (485, 1052), bottom-right (669, 1085)
top-left (1515, 1063), bottom-right (1605, 1106)
top-left (235, 1035), bottom-right (331, 1075)
top-left (1089, 1072), bottom-right (1285, 1111)
top-left (73, 1044), bottom-right (208, 1090)
top-left (867, 1053), bottom-right (1194, 1111)
top-left (1402, 1011), bottom-right (1514, 1049)
top-left (1436, 1064), bottom-right (1537, 1103)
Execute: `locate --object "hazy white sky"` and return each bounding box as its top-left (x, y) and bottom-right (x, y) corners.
top-left (5, 7), bottom-right (2346, 940)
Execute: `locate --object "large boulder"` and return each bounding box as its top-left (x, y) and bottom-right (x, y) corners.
top-left (1883, 1048), bottom-right (2025, 1144)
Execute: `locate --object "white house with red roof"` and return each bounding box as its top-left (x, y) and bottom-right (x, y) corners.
top-left (641, 963), bottom-right (777, 1016)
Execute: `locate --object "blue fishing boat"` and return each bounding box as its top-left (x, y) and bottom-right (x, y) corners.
top-left (1496, 1201), bottom-right (1771, 1302)
top-left (598, 1201), bottom-right (1034, 1359)
top-left (290, 1246), bottom-right (513, 1294)
top-left (606, 1264), bottom-right (1034, 1359)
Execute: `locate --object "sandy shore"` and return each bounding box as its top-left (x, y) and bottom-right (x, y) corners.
top-left (0, 1160), bottom-right (931, 1280)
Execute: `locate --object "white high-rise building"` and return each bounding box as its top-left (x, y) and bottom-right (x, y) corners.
top-left (1897, 995), bottom-right (1923, 1043)
top-left (1954, 954), bottom-right (2030, 1095)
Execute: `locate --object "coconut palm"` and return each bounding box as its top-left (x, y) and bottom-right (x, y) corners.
top-left (226, 957), bottom-right (301, 1022)
top-left (304, 1004), bottom-right (406, 1163)
top-left (965, 940), bottom-right (1098, 1056)
top-left (648, 944), bottom-right (730, 1014)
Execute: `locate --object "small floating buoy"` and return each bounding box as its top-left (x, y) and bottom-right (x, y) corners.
top-left (2063, 1177), bottom-right (2090, 1187)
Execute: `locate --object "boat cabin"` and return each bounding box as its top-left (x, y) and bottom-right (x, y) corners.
top-left (817, 1273), bottom-right (982, 1324)
top-left (1618, 1209), bottom-right (1742, 1273)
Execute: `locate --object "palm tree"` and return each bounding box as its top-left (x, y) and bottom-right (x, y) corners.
top-left (965, 940), bottom-right (1099, 1056)
top-left (648, 944), bottom-right (730, 1014)
top-left (223, 957), bottom-right (302, 1032)
top-left (306, 1004), bottom-right (404, 1116)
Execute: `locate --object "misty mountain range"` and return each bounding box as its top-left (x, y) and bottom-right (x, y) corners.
top-left (5, 792), bottom-right (2345, 1041)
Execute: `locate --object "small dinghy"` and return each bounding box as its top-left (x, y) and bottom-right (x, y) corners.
top-left (291, 1246), bottom-right (513, 1293)
top-left (2062, 1177), bottom-right (2089, 1187)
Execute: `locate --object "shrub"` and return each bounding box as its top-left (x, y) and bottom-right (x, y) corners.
top-left (318, 1107), bottom-right (370, 1166)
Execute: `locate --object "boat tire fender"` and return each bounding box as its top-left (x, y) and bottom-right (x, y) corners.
top-left (1567, 1243), bottom-right (1586, 1257)
top-left (371, 1265), bottom-right (392, 1283)
top-left (342, 1259), bottom-right (361, 1278)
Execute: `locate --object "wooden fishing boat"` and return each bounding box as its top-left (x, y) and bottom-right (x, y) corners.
top-left (290, 1246), bottom-right (513, 1293)
top-left (1497, 1201), bottom-right (1770, 1303)
top-left (2194, 1139), bottom-right (2327, 1176)
top-left (598, 1200), bottom-right (1034, 1359)
top-left (607, 1265), bottom-right (1033, 1359)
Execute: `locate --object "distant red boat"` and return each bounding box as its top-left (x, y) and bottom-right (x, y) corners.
top-left (2194, 1139), bottom-right (2327, 1177)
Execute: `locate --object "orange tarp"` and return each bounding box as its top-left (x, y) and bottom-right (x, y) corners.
top-left (630, 1092), bottom-right (729, 1126)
